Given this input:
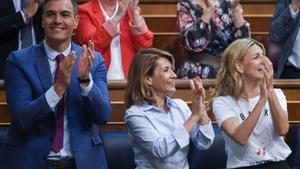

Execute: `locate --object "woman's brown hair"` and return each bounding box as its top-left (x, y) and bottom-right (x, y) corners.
top-left (125, 48), bottom-right (174, 108)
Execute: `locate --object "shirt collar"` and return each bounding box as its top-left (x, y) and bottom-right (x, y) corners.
top-left (44, 40), bottom-right (72, 60)
top-left (139, 97), bottom-right (179, 111)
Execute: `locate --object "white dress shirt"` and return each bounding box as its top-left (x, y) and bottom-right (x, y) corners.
top-left (98, 1), bottom-right (125, 80)
top-left (125, 97), bottom-right (215, 169)
top-left (44, 41), bottom-right (93, 158)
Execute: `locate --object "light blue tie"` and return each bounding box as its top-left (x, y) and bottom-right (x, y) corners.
top-left (21, 0), bottom-right (33, 48)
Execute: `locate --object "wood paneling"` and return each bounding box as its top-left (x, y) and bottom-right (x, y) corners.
top-left (1, 80), bottom-right (300, 131)
top-left (1, 80), bottom-right (300, 123)
top-left (144, 16), bottom-right (272, 33)
top-left (140, 3), bottom-right (275, 15)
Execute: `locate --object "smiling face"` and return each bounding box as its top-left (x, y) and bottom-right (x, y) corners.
top-left (145, 57), bottom-right (177, 98)
top-left (42, 0), bottom-right (79, 49)
top-left (236, 44), bottom-right (265, 80)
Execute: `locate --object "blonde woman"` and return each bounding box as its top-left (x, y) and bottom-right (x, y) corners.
top-left (212, 38), bottom-right (291, 169)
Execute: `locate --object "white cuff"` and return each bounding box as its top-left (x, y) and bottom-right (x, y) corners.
top-left (80, 73), bottom-right (93, 96)
top-left (289, 4), bottom-right (299, 19)
top-left (197, 120), bottom-right (215, 140)
top-left (45, 86), bottom-right (62, 111)
top-left (171, 125), bottom-right (190, 148)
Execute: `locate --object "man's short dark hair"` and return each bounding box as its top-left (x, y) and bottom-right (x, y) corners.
top-left (43, 0), bottom-right (78, 16)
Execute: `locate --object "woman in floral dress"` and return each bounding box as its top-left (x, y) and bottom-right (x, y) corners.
top-left (176, 0), bottom-right (250, 78)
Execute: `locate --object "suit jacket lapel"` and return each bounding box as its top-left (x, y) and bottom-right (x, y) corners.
top-left (35, 42), bottom-right (53, 91)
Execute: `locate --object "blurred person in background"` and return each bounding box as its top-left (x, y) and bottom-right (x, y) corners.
top-left (76, 0), bottom-right (153, 80)
top-left (176, 0), bottom-right (250, 79)
top-left (0, 0), bottom-right (44, 79)
top-left (269, 0), bottom-right (300, 78)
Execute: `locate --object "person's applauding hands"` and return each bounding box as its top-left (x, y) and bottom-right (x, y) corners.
top-left (128, 0), bottom-right (142, 25)
top-left (291, 0), bottom-right (300, 12)
top-left (232, 0), bottom-right (246, 27)
top-left (112, 0), bottom-right (130, 24)
top-left (78, 40), bottom-right (95, 86)
top-left (54, 51), bottom-right (75, 97)
top-left (190, 77), bottom-right (210, 125)
top-left (196, 0), bottom-right (217, 23)
top-left (23, 0), bottom-right (43, 19)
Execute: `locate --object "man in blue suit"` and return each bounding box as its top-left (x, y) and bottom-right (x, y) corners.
top-left (0, 0), bottom-right (112, 169)
top-left (269, 0), bottom-right (300, 78)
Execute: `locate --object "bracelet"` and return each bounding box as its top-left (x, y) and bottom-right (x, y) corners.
top-left (78, 77), bottom-right (90, 83)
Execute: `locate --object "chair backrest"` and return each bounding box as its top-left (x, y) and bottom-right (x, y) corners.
top-left (0, 127), bottom-right (8, 147)
top-left (188, 127), bottom-right (227, 169)
top-left (101, 131), bottom-right (136, 169)
top-left (286, 124), bottom-right (300, 169)
top-left (101, 127), bottom-right (227, 169)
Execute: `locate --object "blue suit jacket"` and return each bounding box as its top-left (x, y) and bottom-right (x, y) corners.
top-left (0, 42), bottom-right (112, 169)
top-left (269, 0), bottom-right (300, 78)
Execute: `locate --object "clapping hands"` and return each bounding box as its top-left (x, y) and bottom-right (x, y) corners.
top-left (259, 57), bottom-right (274, 102)
top-left (196, 0), bottom-right (217, 23)
top-left (196, 0), bottom-right (217, 9)
top-left (78, 40), bottom-right (95, 81)
top-left (231, 0), bottom-right (246, 27)
top-left (113, 0), bottom-right (131, 24)
top-left (291, 0), bottom-right (300, 12)
top-left (232, 0), bottom-right (243, 16)
top-left (190, 76), bottom-right (206, 119)
top-left (128, 0), bottom-right (139, 14)
top-left (23, 0), bottom-right (43, 18)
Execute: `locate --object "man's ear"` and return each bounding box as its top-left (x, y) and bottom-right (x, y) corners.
top-left (234, 61), bottom-right (244, 74)
top-left (144, 75), bottom-right (152, 86)
top-left (74, 15), bottom-right (79, 29)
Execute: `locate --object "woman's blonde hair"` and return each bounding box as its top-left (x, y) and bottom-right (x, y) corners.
top-left (125, 48), bottom-right (174, 108)
top-left (212, 38), bottom-right (265, 100)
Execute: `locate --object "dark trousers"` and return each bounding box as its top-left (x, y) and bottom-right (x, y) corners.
top-left (44, 158), bottom-right (76, 169)
top-left (45, 166), bottom-right (76, 169)
top-left (235, 161), bottom-right (290, 169)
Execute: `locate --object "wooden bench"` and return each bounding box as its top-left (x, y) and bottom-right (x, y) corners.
top-left (1, 79), bottom-right (299, 131)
